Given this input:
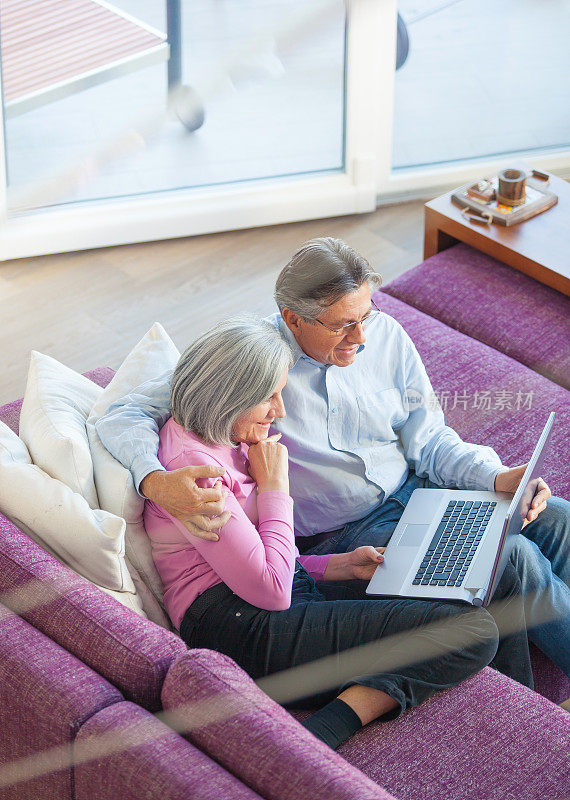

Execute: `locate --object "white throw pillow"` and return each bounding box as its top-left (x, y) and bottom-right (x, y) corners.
top-left (87, 323), bottom-right (180, 619)
top-left (0, 421), bottom-right (134, 593)
top-left (124, 555), bottom-right (171, 628)
top-left (19, 351), bottom-right (102, 509)
top-left (96, 583), bottom-right (147, 618)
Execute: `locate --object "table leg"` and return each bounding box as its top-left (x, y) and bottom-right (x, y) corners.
top-left (424, 207), bottom-right (458, 259)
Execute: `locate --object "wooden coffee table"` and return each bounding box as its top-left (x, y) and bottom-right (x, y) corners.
top-left (424, 170), bottom-right (570, 296)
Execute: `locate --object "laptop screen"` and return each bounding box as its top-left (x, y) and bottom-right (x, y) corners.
top-left (485, 412), bottom-right (555, 604)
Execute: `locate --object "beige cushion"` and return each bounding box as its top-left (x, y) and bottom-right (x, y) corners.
top-left (0, 420), bottom-right (134, 593)
top-left (87, 322), bottom-right (179, 627)
top-left (19, 351), bottom-right (102, 509)
top-left (96, 583), bottom-right (147, 618)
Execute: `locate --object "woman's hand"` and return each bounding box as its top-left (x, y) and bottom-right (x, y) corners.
top-left (348, 546), bottom-right (386, 580)
top-left (247, 434), bottom-right (290, 494)
top-left (323, 546), bottom-right (386, 582)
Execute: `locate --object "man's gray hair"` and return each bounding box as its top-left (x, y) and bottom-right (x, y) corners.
top-left (170, 315), bottom-right (293, 447)
top-left (274, 237), bottom-right (382, 320)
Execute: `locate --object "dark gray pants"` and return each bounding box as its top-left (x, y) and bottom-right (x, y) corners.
top-left (180, 564), bottom-right (504, 717)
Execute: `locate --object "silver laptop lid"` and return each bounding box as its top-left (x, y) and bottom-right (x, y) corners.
top-left (485, 412), bottom-right (555, 604)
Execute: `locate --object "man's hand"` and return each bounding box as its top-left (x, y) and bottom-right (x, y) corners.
top-left (495, 464), bottom-right (551, 527)
top-left (141, 467), bottom-right (231, 541)
top-left (323, 546), bottom-right (386, 582)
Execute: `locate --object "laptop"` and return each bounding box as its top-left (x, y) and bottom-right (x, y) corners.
top-left (366, 413), bottom-right (555, 607)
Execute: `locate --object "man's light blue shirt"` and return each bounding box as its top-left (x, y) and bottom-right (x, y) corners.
top-left (96, 310), bottom-right (504, 537)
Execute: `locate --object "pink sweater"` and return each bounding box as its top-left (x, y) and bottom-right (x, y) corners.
top-left (143, 417), bottom-right (332, 630)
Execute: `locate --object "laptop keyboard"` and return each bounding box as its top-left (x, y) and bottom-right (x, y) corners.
top-left (411, 500), bottom-right (497, 588)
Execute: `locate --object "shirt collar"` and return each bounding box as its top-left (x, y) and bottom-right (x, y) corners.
top-left (277, 315), bottom-right (309, 367)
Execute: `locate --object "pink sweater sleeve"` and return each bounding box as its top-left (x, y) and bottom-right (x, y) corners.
top-left (298, 554), bottom-right (332, 582)
top-left (167, 485), bottom-right (296, 611)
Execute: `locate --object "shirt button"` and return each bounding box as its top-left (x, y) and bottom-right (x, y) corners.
top-left (235, 612), bottom-right (241, 617)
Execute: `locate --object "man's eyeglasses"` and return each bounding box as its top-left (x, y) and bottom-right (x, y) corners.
top-left (313, 298), bottom-right (381, 335)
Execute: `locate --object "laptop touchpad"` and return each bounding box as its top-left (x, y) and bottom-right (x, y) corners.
top-left (397, 524), bottom-right (430, 547)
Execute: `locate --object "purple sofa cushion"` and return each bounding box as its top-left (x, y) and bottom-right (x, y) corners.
top-left (381, 243), bottom-right (570, 390)
top-left (0, 514), bottom-right (186, 712)
top-left (74, 702), bottom-right (264, 800)
top-left (374, 292), bottom-right (570, 500)
top-left (161, 650), bottom-right (396, 800)
top-left (336, 667), bottom-right (570, 800)
top-left (0, 602), bottom-right (122, 800)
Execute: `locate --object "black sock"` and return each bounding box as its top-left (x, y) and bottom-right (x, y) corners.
top-left (301, 698), bottom-right (363, 750)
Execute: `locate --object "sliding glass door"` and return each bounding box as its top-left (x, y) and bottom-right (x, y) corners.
top-left (378, 0), bottom-right (570, 195)
top-left (392, 0), bottom-right (570, 169)
top-left (1, 0), bottom-right (376, 259)
top-left (3, 0), bottom-right (347, 209)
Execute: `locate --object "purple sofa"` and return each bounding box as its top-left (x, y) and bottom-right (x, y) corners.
top-left (1, 243), bottom-right (569, 800)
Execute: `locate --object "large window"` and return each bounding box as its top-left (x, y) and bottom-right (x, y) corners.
top-left (3, 0), bottom-right (346, 209)
top-left (0, 0), bottom-right (568, 260)
top-left (392, 0), bottom-right (570, 169)
top-left (1, 0), bottom-right (370, 259)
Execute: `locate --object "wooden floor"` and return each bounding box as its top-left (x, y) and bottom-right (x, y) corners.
top-left (0, 200), bottom-right (425, 406)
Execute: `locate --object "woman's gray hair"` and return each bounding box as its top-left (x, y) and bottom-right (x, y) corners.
top-left (170, 315), bottom-right (293, 447)
top-left (274, 237), bottom-right (382, 320)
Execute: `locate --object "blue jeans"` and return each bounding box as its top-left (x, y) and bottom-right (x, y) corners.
top-left (300, 471), bottom-right (570, 678)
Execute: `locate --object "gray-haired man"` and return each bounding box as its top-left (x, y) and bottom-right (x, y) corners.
top-left (96, 237), bottom-right (570, 677)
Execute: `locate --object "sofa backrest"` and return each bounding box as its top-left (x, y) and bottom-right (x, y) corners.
top-left (381, 243), bottom-right (570, 391)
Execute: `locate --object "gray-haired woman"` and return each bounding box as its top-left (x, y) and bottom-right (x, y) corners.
top-left (144, 314), bottom-right (500, 750)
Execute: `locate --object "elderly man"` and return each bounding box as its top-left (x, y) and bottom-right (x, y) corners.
top-left (97, 237), bottom-right (570, 677)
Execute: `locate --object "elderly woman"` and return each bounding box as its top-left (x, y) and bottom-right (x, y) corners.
top-left (144, 315), bottom-right (505, 750)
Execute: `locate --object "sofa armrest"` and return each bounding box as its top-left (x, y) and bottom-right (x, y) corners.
top-left (0, 603), bottom-right (122, 800)
top-left (74, 701), bottom-right (264, 800)
top-left (0, 513), bottom-right (186, 711)
top-left (161, 649), bottom-right (397, 800)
